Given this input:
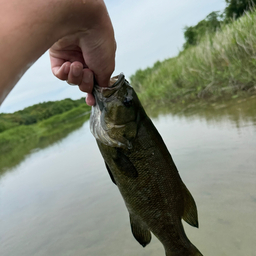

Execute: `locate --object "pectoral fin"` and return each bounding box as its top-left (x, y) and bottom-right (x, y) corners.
top-left (114, 149), bottom-right (138, 178)
top-left (105, 162), bottom-right (116, 185)
top-left (129, 213), bottom-right (151, 247)
top-left (181, 183), bottom-right (199, 228)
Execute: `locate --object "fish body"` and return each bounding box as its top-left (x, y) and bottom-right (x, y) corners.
top-left (90, 73), bottom-right (203, 256)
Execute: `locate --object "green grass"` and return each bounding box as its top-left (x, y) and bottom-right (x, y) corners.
top-left (0, 113), bottom-right (89, 175)
top-left (0, 104), bottom-right (90, 152)
top-left (0, 104), bottom-right (91, 174)
top-left (0, 98), bottom-right (86, 133)
top-left (130, 11), bottom-right (256, 107)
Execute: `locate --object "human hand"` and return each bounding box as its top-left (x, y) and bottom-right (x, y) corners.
top-left (49, 1), bottom-right (116, 106)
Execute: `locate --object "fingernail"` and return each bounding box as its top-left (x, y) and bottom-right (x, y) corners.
top-left (72, 66), bottom-right (81, 77)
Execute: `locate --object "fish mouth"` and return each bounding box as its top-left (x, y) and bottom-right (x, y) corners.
top-left (93, 73), bottom-right (125, 103)
top-left (90, 73), bottom-right (135, 149)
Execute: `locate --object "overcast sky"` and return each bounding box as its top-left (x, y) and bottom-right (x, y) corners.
top-left (0, 0), bottom-right (226, 113)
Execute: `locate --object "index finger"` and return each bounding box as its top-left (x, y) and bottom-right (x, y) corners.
top-left (49, 54), bottom-right (71, 80)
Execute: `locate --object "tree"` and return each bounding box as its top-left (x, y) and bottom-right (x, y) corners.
top-left (183, 11), bottom-right (223, 49)
top-left (225, 0), bottom-right (256, 20)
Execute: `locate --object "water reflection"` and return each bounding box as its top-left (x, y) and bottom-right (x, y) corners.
top-left (0, 114), bottom-right (90, 177)
top-left (146, 95), bottom-right (256, 129)
top-left (0, 97), bottom-right (255, 256)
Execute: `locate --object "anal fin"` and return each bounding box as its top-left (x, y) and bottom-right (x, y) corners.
top-left (129, 213), bottom-right (151, 247)
top-left (181, 183), bottom-right (199, 228)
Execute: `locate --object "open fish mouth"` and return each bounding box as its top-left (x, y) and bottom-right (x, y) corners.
top-left (93, 73), bottom-right (126, 102)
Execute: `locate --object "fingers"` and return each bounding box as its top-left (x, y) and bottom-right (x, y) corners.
top-left (67, 62), bottom-right (84, 85)
top-left (55, 61), bottom-right (93, 92)
top-left (51, 58), bottom-right (95, 106)
top-left (52, 61), bottom-right (71, 81)
top-left (79, 68), bottom-right (94, 93)
top-left (68, 64), bottom-right (95, 106)
top-left (86, 93), bottom-right (95, 106)
top-left (80, 69), bottom-right (95, 106)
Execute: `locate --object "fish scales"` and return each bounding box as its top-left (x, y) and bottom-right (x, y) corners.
top-left (90, 73), bottom-right (203, 256)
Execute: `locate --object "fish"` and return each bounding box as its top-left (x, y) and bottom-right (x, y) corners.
top-left (90, 73), bottom-right (203, 256)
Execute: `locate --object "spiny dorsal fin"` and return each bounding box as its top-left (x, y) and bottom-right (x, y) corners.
top-left (181, 183), bottom-right (199, 228)
top-left (129, 213), bottom-right (151, 247)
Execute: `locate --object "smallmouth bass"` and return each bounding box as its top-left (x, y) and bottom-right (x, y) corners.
top-left (90, 73), bottom-right (203, 256)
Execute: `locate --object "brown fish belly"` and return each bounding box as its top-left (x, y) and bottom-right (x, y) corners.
top-left (96, 115), bottom-right (202, 255)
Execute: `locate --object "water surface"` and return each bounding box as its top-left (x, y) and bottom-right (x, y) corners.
top-left (1, 97), bottom-right (256, 256)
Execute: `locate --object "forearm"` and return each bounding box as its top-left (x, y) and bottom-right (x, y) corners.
top-left (0, 0), bottom-right (114, 104)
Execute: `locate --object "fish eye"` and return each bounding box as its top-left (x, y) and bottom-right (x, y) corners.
top-left (123, 97), bottom-right (133, 108)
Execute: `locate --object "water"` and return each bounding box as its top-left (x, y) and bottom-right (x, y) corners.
top-left (1, 97), bottom-right (256, 256)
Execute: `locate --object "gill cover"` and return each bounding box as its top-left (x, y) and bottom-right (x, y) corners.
top-left (90, 73), bottom-right (137, 149)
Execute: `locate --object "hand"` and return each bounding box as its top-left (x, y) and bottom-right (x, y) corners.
top-left (49, 2), bottom-right (116, 106)
top-left (0, 0), bottom-right (115, 106)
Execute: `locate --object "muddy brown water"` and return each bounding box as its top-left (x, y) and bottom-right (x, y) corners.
top-left (1, 96), bottom-right (256, 256)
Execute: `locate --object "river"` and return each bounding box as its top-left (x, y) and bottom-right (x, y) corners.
top-left (1, 96), bottom-right (256, 256)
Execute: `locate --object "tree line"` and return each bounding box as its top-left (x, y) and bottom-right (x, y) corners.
top-left (183, 0), bottom-right (256, 49)
top-left (0, 98), bottom-right (88, 133)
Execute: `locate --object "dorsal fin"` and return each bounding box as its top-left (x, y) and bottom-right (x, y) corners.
top-left (181, 183), bottom-right (199, 228)
top-left (129, 213), bottom-right (151, 247)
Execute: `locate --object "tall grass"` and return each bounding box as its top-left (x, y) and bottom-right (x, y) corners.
top-left (130, 11), bottom-right (256, 106)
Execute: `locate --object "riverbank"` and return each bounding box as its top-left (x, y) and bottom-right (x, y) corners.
top-left (130, 11), bottom-right (256, 108)
top-left (1, 10), bottom-right (256, 173)
top-left (0, 103), bottom-right (91, 173)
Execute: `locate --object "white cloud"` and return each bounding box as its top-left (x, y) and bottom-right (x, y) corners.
top-left (0, 0), bottom-right (226, 113)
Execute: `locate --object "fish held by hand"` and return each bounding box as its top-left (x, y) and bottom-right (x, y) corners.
top-left (90, 73), bottom-right (203, 256)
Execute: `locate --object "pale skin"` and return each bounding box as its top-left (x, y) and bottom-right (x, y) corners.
top-left (0, 0), bottom-right (116, 107)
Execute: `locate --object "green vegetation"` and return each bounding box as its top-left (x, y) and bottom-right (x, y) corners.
top-left (0, 99), bottom-right (91, 174)
top-left (183, 11), bottom-right (224, 50)
top-left (183, 0), bottom-right (256, 49)
top-left (1, 1), bottom-right (256, 174)
top-left (0, 98), bottom-right (86, 133)
top-left (225, 0), bottom-right (256, 20)
top-left (131, 9), bottom-right (256, 108)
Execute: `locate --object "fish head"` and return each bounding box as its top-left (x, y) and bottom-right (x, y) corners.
top-left (90, 73), bottom-right (141, 149)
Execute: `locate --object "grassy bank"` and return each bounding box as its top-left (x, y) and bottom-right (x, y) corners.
top-left (130, 11), bottom-right (256, 107)
top-left (0, 103), bottom-right (90, 151)
top-left (0, 103), bottom-right (91, 174)
top-left (0, 98), bottom-right (87, 133)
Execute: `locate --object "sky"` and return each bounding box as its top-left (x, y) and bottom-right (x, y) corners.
top-left (0, 0), bottom-right (226, 113)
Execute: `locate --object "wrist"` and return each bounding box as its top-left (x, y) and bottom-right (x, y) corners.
top-left (57, 0), bottom-right (113, 38)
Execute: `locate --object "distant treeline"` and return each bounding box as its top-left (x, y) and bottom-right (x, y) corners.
top-left (0, 98), bottom-right (88, 133)
top-left (183, 0), bottom-right (256, 50)
top-left (0, 99), bottom-right (91, 173)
